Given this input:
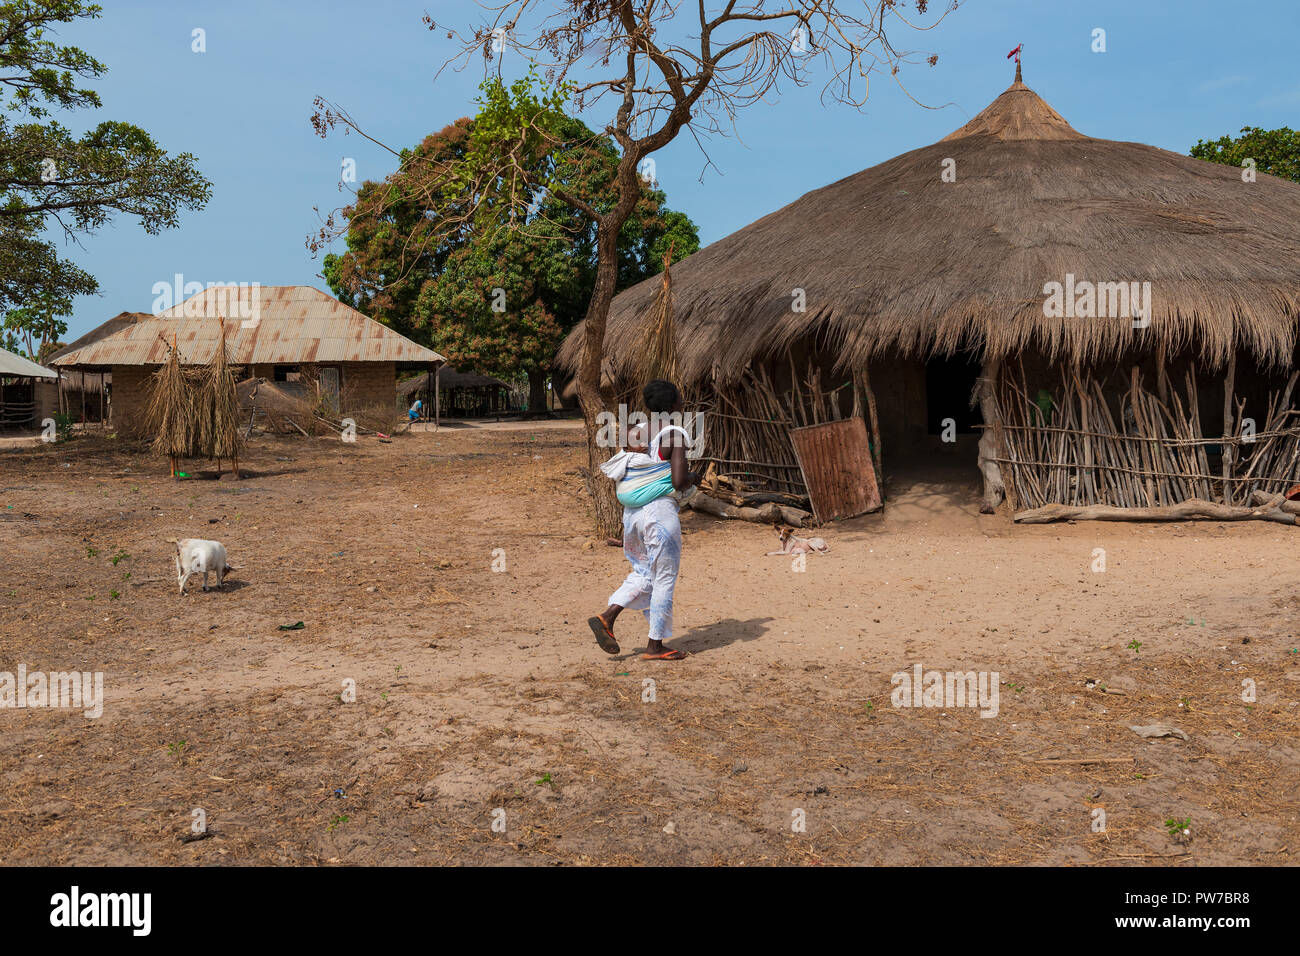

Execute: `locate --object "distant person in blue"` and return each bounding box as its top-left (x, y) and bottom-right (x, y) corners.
top-left (408, 398), bottom-right (423, 422)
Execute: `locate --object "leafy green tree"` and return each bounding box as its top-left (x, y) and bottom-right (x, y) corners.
top-left (2, 288), bottom-right (71, 358)
top-left (0, 225), bottom-right (94, 331)
top-left (0, 0), bottom-right (212, 314)
top-left (322, 95), bottom-right (698, 412)
top-left (1191, 126), bottom-right (1300, 183)
top-left (416, 229), bottom-right (569, 411)
top-left (314, 2), bottom-right (945, 535)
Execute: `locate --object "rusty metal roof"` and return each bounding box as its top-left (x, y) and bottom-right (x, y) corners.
top-left (46, 311), bottom-right (152, 365)
top-left (52, 286), bottom-right (445, 369)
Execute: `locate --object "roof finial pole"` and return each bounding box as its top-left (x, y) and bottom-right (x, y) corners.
top-left (1007, 43), bottom-right (1023, 82)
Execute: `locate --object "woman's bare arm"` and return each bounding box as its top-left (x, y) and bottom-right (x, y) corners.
top-left (665, 433), bottom-right (702, 490)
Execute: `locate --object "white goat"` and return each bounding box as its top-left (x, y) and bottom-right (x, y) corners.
top-left (168, 538), bottom-right (231, 595)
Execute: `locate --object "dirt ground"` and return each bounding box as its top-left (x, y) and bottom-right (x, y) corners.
top-left (2, 423), bottom-right (1297, 866)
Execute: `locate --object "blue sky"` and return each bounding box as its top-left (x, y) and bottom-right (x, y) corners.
top-left (44, 0), bottom-right (1300, 340)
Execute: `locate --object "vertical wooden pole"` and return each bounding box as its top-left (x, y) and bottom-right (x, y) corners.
top-left (1155, 342), bottom-right (1170, 405)
top-left (1222, 351), bottom-right (1237, 505)
top-left (856, 366), bottom-right (883, 491)
top-left (434, 365), bottom-right (441, 431)
top-left (975, 356), bottom-right (1009, 513)
top-left (1073, 364), bottom-right (1094, 505)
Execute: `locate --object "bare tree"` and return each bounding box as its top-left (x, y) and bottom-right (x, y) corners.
top-left (312, 0), bottom-right (955, 536)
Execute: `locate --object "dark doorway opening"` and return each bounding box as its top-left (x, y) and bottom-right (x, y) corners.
top-left (925, 354), bottom-right (983, 434)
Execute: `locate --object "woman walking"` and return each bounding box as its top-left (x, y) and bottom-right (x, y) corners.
top-left (588, 380), bottom-right (702, 661)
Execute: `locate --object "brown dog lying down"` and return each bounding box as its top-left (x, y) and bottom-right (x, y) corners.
top-left (765, 525), bottom-right (830, 555)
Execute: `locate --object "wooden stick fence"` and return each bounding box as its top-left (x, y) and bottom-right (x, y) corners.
top-left (704, 357), bottom-right (859, 496)
top-left (991, 361), bottom-right (1300, 510)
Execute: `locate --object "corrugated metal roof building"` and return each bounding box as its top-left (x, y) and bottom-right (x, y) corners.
top-left (52, 286), bottom-right (444, 436)
top-left (0, 346), bottom-right (57, 430)
top-left (0, 346), bottom-right (56, 379)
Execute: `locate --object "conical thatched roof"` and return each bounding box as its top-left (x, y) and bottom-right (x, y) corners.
top-left (558, 71), bottom-right (1300, 383)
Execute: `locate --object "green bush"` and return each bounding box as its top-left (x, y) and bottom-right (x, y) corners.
top-left (52, 412), bottom-right (74, 442)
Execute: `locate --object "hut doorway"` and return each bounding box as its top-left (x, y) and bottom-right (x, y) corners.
top-left (926, 354), bottom-right (983, 435)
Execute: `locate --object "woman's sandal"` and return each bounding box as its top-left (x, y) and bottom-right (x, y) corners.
top-left (588, 617), bottom-right (620, 655)
top-left (640, 648), bottom-right (687, 661)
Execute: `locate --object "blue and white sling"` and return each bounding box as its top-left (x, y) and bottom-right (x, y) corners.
top-left (610, 425), bottom-right (691, 508)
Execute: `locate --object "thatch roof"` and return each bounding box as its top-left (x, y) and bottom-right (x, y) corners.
top-left (52, 287), bottom-right (446, 370)
top-left (236, 377), bottom-right (312, 413)
top-left (558, 70), bottom-right (1300, 382)
top-left (397, 367), bottom-right (510, 397)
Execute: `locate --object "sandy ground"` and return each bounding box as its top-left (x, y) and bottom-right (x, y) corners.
top-left (1, 424), bottom-right (1297, 866)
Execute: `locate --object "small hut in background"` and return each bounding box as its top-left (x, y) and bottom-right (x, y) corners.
top-left (0, 346), bottom-right (57, 430)
top-left (46, 311), bottom-right (150, 429)
top-left (397, 366), bottom-right (514, 421)
top-left (557, 66), bottom-right (1300, 521)
top-left (52, 288), bottom-right (444, 436)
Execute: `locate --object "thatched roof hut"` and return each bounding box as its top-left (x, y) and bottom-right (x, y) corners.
top-left (557, 69), bottom-right (1300, 517)
top-left (561, 70), bottom-right (1300, 382)
top-left (397, 367), bottom-right (514, 419)
top-left (397, 367), bottom-right (511, 396)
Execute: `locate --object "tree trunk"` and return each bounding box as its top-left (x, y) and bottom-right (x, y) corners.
top-left (686, 492), bottom-right (811, 527)
top-left (575, 220), bottom-right (628, 539)
top-left (974, 357), bottom-right (1008, 514)
top-left (526, 369), bottom-right (548, 416)
top-left (573, 148), bottom-right (660, 537)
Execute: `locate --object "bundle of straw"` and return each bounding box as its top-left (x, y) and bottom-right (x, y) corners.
top-left (637, 242), bottom-right (680, 391)
top-left (202, 317), bottom-right (244, 477)
top-left (145, 336), bottom-right (198, 477)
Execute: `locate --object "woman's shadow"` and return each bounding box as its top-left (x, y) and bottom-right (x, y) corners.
top-left (674, 616), bottom-right (772, 656)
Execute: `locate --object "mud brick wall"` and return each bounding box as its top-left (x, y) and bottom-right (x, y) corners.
top-left (109, 365), bottom-right (153, 437)
top-left (341, 362), bottom-right (397, 415)
top-left (33, 381), bottom-right (59, 424)
top-left (108, 361), bottom-right (398, 436)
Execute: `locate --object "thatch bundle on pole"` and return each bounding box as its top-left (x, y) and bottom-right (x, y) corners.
top-left (144, 335), bottom-right (197, 478)
top-left (202, 317), bottom-right (244, 478)
top-left (144, 321), bottom-right (245, 479)
top-left (637, 242), bottom-right (680, 391)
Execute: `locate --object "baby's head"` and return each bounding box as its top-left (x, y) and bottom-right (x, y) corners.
top-left (626, 422), bottom-right (650, 453)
